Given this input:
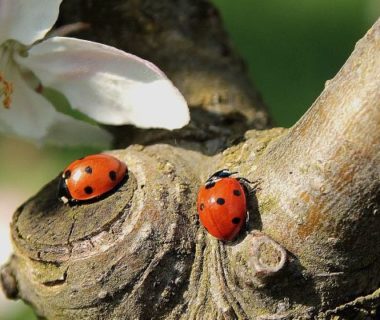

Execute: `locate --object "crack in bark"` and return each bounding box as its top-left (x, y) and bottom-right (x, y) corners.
top-left (324, 287), bottom-right (380, 317)
top-left (42, 268), bottom-right (68, 287)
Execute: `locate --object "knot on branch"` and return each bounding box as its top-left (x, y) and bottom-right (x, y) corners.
top-left (0, 262), bottom-right (18, 299)
top-left (2, 145), bottom-right (204, 319)
top-left (250, 231), bottom-right (287, 279)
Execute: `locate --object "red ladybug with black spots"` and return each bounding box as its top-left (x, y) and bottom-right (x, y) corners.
top-left (197, 169), bottom-right (248, 241)
top-left (58, 154), bottom-right (128, 204)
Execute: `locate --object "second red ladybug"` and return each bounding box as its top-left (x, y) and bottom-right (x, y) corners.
top-left (58, 154), bottom-right (128, 204)
top-left (197, 169), bottom-right (247, 241)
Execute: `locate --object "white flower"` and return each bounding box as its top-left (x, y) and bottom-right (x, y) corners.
top-left (0, 0), bottom-right (189, 146)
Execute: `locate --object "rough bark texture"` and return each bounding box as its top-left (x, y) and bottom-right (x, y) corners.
top-left (1, 1), bottom-right (379, 319)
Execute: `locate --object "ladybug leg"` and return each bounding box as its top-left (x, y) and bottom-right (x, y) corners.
top-left (250, 179), bottom-right (262, 192)
top-left (238, 178), bottom-right (262, 195)
top-left (237, 177), bottom-right (252, 184)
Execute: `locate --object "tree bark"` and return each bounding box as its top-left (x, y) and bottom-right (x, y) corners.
top-left (1, 1), bottom-right (379, 319)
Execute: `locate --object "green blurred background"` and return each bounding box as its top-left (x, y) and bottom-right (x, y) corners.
top-left (0, 1), bottom-right (378, 319)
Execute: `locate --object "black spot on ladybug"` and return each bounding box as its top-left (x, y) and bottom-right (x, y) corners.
top-left (85, 166), bottom-right (92, 174)
top-left (200, 203), bottom-right (205, 211)
top-left (205, 181), bottom-right (215, 189)
top-left (233, 189), bottom-right (241, 196)
top-left (84, 186), bottom-right (93, 194)
top-left (109, 170), bottom-right (117, 181)
top-left (232, 217), bottom-right (241, 224)
top-left (63, 170), bottom-right (71, 179)
top-left (216, 198), bottom-right (225, 205)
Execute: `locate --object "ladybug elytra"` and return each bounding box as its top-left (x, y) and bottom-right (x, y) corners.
top-left (197, 169), bottom-right (247, 241)
top-left (58, 154), bottom-right (128, 204)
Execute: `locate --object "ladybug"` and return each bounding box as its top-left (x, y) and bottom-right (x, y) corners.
top-left (197, 169), bottom-right (248, 241)
top-left (58, 154), bottom-right (128, 204)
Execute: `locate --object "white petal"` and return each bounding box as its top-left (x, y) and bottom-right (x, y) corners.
top-left (0, 67), bottom-right (112, 147)
top-left (17, 37), bottom-right (190, 129)
top-left (0, 0), bottom-right (62, 45)
top-left (0, 67), bottom-right (56, 140)
top-left (43, 114), bottom-right (113, 147)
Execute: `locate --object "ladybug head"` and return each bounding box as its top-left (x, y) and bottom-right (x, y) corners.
top-left (57, 175), bottom-right (72, 204)
top-left (206, 169), bottom-right (237, 184)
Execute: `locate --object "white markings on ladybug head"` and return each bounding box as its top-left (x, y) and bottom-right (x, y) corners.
top-left (205, 180), bottom-right (216, 189)
top-left (60, 196), bottom-right (69, 204)
top-left (205, 169), bottom-right (239, 186)
top-left (207, 169), bottom-right (236, 181)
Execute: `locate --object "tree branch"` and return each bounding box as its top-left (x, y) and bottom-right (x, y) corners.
top-left (1, 1), bottom-right (379, 319)
top-left (253, 17), bottom-right (380, 277)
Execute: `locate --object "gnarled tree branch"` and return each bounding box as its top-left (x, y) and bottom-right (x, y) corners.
top-left (1, 1), bottom-right (379, 319)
